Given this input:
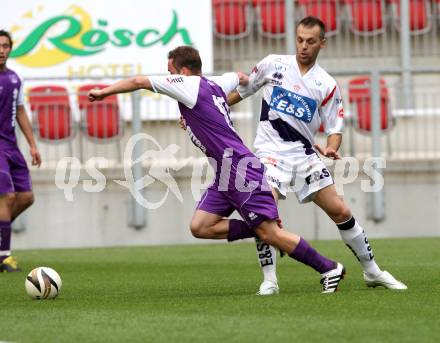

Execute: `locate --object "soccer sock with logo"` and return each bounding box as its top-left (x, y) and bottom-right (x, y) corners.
top-left (0, 220), bottom-right (12, 261)
top-left (227, 219), bottom-right (257, 242)
top-left (289, 237), bottom-right (335, 274)
top-left (337, 216), bottom-right (382, 277)
top-left (255, 238), bottom-right (277, 283)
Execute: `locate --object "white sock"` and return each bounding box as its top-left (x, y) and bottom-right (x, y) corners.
top-left (337, 217), bottom-right (382, 278)
top-left (255, 237), bottom-right (277, 283)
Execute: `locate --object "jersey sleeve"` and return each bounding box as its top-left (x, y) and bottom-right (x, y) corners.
top-left (17, 77), bottom-right (24, 106)
top-left (149, 75), bottom-right (200, 109)
top-left (208, 72), bottom-right (239, 95)
top-left (319, 82), bottom-right (344, 136)
top-left (237, 55), bottom-right (273, 99)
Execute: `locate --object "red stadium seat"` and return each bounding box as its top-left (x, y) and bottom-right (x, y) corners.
top-left (212, 0), bottom-right (253, 38)
top-left (348, 76), bottom-right (392, 132)
top-left (388, 0), bottom-right (431, 34)
top-left (345, 0), bottom-right (386, 35)
top-left (28, 85), bottom-right (73, 141)
top-left (77, 84), bottom-right (121, 140)
top-left (297, 0), bottom-right (341, 36)
top-left (253, 0), bottom-right (286, 36)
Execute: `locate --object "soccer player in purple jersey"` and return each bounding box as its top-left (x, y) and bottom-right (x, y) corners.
top-left (0, 30), bottom-right (41, 272)
top-left (89, 46), bottom-right (345, 293)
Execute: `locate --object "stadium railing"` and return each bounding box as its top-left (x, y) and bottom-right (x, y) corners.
top-left (17, 74), bottom-right (440, 169)
top-left (213, 0), bottom-right (254, 38)
top-left (348, 76), bottom-right (393, 132)
top-left (212, 0), bottom-right (440, 71)
top-left (297, 0), bottom-right (341, 36)
top-left (345, 0), bottom-right (387, 36)
top-left (28, 85), bottom-right (75, 161)
top-left (28, 85), bottom-right (74, 142)
top-left (77, 84), bottom-right (124, 163)
top-left (325, 75), bottom-right (440, 160)
top-left (388, 0), bottom-right (432, 34)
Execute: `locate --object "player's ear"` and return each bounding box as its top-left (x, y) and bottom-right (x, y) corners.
top-left (180, 67), bottom-right (191, 76)
top-left (320, 38), bottom-right (327, 49)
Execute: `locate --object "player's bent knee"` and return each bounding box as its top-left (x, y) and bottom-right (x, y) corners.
top-left (189, 221), bottom-right (200, 237)
top-left (189, 220), bottom-right (207, 238)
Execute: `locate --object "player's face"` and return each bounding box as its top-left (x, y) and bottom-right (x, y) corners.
top-left (0, 36), bottom-right (12, 68)
top-left (168, 59), bottom-right (180, 75)
top-left (295, 25), bottom-right (325, 68)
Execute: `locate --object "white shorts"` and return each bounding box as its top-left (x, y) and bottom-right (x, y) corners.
top-left (260, 152), bottom-right (334, 203)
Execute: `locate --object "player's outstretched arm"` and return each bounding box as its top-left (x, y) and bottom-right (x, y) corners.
top-left (88, 76), bottom-right (153, 102)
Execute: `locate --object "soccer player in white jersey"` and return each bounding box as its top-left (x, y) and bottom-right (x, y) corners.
top-left (228, 16), bottom-right (407, 294)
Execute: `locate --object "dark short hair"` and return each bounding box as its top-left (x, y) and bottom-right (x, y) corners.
top-left (168, 46), bottom-right (202, 74)
top-left (0, 29), bottom-right (13, 49)
top-left (297, 16), bottom-right (326, 39)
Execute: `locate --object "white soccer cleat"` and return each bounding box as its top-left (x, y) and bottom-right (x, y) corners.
top-left (256, 280), bottom-right (279, 295)
top-left (320, 262), bottom-right (346, 293)
top-left (363, 271), bottom-right (408, 290)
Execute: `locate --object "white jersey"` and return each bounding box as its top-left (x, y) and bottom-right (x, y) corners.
top-left (17, 78), bottom-right (24, 106)
top-left (150, 72), bottom-right (239, 108)
top-left (237, 54), bottom-right (344, 158)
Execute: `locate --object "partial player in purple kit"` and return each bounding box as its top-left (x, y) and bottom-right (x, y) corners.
top-left (0, 30), bottom-right (41, 272)
top-left (88, 45), bottom-right (345, 293)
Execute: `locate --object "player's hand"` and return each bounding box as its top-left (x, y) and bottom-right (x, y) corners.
top-left (88, 89), bottom-right (105, 102)
top-left (314, 144), bottom-right (341, 160)
top-left (237, 71), bottom-right (249, 87)
top-left (179, 115), bottom-right (186, 130)
top-left (30, 146), bottom-right (42, 167)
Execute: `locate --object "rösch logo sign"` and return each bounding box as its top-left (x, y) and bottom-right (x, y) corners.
top-left (11, 9), bottom-right (193, 67)
top-left (4, 0), bottom-right (213, 77)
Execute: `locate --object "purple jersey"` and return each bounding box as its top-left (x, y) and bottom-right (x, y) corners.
top-left (150, 74), bottom-right (266, 187)
top-left (179, 77), bottom-right (250, 158)
top-left (0, 69), bottom-right (23, 150)
top-left (150, 73), bottom-right (278, 226)
top-left (179, 78), bottom-right (255, 169)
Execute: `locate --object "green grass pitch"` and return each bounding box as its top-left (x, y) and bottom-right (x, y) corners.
top-left (0, 238), bottom-right (439, 343)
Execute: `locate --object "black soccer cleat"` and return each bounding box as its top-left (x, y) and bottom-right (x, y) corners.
top-left (320, 262), bottom-right (345, 293)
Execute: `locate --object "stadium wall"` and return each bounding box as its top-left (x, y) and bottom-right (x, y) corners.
top-left (12, 162), bottom-right (440, 250)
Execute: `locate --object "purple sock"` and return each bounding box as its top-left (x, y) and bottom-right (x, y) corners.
top-left (0, 221), bottom-right (12, 260)
top-left (227, 219), bottom-right (257, 242)
top-left (289, 237), bottom-right (335, 274)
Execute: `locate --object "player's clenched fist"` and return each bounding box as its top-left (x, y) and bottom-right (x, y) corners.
top-left (237, 71), bottom-right (249, 87)
top-left (88, 89), bottom-right (105, 102)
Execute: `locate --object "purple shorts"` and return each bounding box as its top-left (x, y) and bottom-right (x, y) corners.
top-left (197, 184), bottom-right (279, 229)
top-left (0, 148), bottom-right (32, 194)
